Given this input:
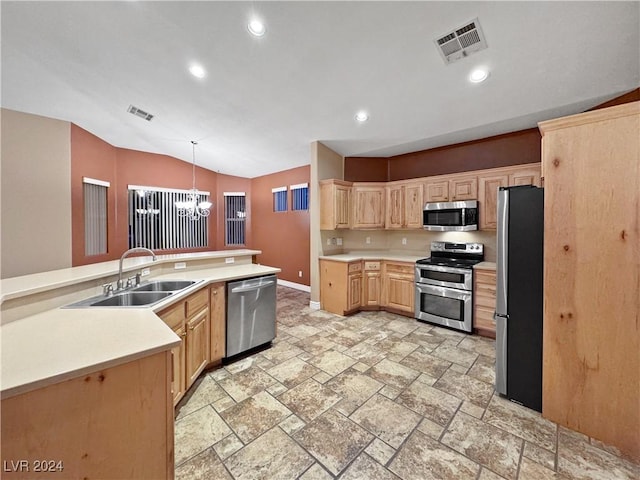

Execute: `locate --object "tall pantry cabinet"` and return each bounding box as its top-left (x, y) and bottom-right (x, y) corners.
top-left (538, 101), bottom-right (639, 462)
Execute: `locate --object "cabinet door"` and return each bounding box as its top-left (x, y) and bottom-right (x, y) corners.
top-left (478, 174), bottom-right (509, 230)
top-left (334, 185), bottom-right (351, 228)
top-left (363, 271), bottom-right (381, 307)
top-left (171, 325), bottom-right (186, 406)
top-left (352, 186), bottom-right (385, 228)
top-left (474, 269), bottom-right (497, 338)
top-left (385, 274), bottom-right (414, 313)
top-left (348, 273), bottom-right (362, 311)
top-left (320, 260), bottom-right (349, 315)
top-left (509, 167), bottom-right (541, 187)
top-left (210, 283), bottom-right (226, 364)
top-left (424, 180), bottom-right (449, 202)
top-left (450, 176), bottom-right (478, 201)
top-left (404, 182), bottom-right (424, 228)
top-left (385, 185), bottom-right (404, 229)
top-left (320, 181), bottom-right (351, 229)
top-left (186, 308), bottom-right (210, 387)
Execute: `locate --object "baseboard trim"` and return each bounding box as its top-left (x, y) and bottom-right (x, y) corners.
top-left (309, 300), bottom-right (321, 310)
top-left (277, 279), bottom-right (311, 293)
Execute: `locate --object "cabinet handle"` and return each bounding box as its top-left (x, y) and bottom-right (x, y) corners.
top-left (181, 332), bottom-right (187, 338)
top-left (213, 290), bottom-right (217, 295)
top-left (189, 325), bottom-right (195, 331)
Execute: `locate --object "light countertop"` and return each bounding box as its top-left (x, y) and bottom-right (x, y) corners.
top-left (0, 249), bottom-right (261, 303)
top-left (1, 259), bottom-right (279, 399)
top-left (319, 251), bottom-right (426, 263)
top-left (474, 261), bottom-right (497, 270)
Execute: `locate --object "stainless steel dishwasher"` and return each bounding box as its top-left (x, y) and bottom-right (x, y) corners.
top-left (226, 275), bottom-right (277, 357)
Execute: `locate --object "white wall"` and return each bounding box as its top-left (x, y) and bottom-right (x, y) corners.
top-left (310, 141), bottom-right (344, 304)
top-left (1, 109), bottom-right (72, 278)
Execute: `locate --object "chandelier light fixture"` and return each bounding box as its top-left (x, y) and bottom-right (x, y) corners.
top-left (175, 140), bottom-right (212, 220)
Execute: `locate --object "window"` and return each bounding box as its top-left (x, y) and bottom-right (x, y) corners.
top-left (291, 183), bottom-right (309, 211)
top-left (272, 186), bottom-right (287, 212)
top-left (127, 185), bottom-right (209, 250)
top-left (83, 177), bottom-right (109, 256)
top-left (224, 192), bottom-right (246, 246)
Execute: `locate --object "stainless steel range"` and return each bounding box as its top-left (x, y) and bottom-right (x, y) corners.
top-left (415, 241), bottom-right (484, 333)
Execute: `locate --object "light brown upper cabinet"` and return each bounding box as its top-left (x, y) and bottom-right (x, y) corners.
top-left (424, 176), bottom-right (478, 203)
top-left (385, 181), bottom-right (423, 229)
top-left (478, 173), bottom-right (509, 230)
top-left (320, 179), bottom-right (352, 230)
top-left (351, 183), bottom-right (385, 229)
top-left (509, 167), bottom-right (542, 187)
top-left (478, 163), bottom-right (542, 230)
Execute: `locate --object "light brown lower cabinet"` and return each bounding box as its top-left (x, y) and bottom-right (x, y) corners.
top-left (159, 287), bottom-right (211, 406)
top-left (381, 261), bottom-right (414, 314)
top-left (362, 261), bottom-right (381, 308)
top-left (473, 267), bottom-right (496, 338)
top-left (209, 282), bottom-right (226, 365)
top-left (320, 260), bottom-right (362, 315)
top-left (1, 351), bottom-right (174, 480)
top-left (320, 259), bottom-right (414, 317)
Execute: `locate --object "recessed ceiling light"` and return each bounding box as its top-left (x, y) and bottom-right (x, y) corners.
top-left (355, 111), bottom-right (369, 122)
top-left (189, 64), bottom-right (206, 79)
top-left (248, 19), bottom-right (266, 37)
top-left (469, 68), bottom-right (489, 83)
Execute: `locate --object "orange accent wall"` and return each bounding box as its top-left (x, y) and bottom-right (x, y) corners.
top-left (71, 125), bottom-right (218, 265)
top-left (251, 166), bottom-right (310, 286)
top-left (71, 125), bottom-right (118, 266)
top-left (215, 173), bottom-right (252, 250)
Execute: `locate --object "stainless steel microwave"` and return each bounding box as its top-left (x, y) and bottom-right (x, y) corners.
top-left (423, 200), bottom-right (478, 231)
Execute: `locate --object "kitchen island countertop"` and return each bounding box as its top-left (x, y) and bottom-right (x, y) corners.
top-left (1, 256), bottom-right (279, 399)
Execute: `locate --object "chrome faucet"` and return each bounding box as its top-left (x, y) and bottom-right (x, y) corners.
top-left (117, 247), bottom-right (156, 290)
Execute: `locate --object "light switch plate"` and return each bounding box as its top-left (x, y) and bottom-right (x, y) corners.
top-left (225, 257), bottom-right (235, 264)
top-left (402, 237), bottom-right (407, 245)
top-left (174, 262), bottom-right (186, 269)
top-left (365, 236), bottom-right (371, 244)
top-left (337, 238), bottom-right (343, 246)
top-left (141, 268), bottom-right (151, 276)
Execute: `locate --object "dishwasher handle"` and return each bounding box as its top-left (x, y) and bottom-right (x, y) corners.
top-left (231, 280), bottom-right (275, 294)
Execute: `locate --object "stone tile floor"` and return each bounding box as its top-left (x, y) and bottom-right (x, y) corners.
top-left (175, 286), bottom-right (639, 480)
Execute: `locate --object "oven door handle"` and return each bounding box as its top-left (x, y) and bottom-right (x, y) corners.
top-left (416, 283), bottom-right (471, 300)
top-left (416, 264), bottom-right (471, 275)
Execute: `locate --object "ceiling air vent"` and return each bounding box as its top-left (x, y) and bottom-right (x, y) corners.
top-left (434, 18), bottom-right (487, 65)
top-left (127, 105), bottom-right (154, 121)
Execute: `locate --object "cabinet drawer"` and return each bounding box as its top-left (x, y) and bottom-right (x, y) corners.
top-left (185, 288), bottom-right (209, 317)
top-left (384, 262), bottom-right (413, 276)
top-left (348, 262), bottom-right (362, 273)
top-left (364, 261), bottom-right (381, 271)
top-left (159, 302), bottom-right (184, 329)
top-left (475, 270), bottom-right (496, 284)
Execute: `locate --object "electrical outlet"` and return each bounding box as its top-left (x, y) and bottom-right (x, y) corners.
top-left (365, 236), bottom-right (371, 244)
top-left (331, 238), bottom-right (337, 245)
top-left (327, 238), bottom-right (331, 246)
top-left (225, 257), bottom-right (235, 264)
top-left (402, 237), bottom-right (407, 245)
top-left (298, 271), bottom-right (303, 278)
top-left (336, 237), bottom-right (343, 246)
top-left (141, 268), bottom-right (151, 276)
top-left (174, 262), bottom-right (186, 270)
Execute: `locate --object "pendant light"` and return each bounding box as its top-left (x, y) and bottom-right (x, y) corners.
top-left (175, 140), bottom-right (212, 220)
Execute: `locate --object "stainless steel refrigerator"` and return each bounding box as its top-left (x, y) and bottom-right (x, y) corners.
top-left (495, 185), bottom-right (544, 412)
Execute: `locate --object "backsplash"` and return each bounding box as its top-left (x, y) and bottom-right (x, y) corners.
top-left (336, 229), bottom-right (497, 262)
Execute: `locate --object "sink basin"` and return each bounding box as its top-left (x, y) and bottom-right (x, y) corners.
top-left (90, 291), bottom-right (172, 307)
top-left (132, 280), bottom-right (197, 292)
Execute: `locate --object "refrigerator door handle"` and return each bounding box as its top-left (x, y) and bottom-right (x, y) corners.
top-left (496, 188), bottom-right (509, 316)
top-left (495, 312), bottom-right (508, 395)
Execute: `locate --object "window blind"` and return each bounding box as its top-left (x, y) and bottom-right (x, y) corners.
top-left (291, 183), bottom-right (309, 211)
top-left (127, 185), bottom-right (209, 250)
top-left (272, 186), bottom-right (287, 212)
top-left (224, 192), bottom-right (246, 246)
top-left (83, 177), bottom-right (109, 256)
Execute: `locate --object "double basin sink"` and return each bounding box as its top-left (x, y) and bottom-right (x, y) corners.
top-left (65, 280), bottom-right (203, 308)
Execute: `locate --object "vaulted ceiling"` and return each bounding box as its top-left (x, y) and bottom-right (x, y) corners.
top-left (2, 1), bottom-right (638, 177)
